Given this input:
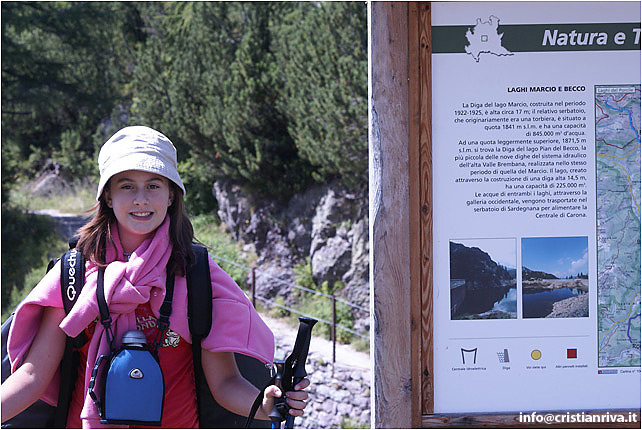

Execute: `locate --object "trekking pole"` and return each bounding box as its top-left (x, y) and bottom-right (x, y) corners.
top-left (282, 317), bottom-right (317, 429)
top-left (268, 360), bottom-right (287, 429)
top-left (247, 317), bottom-right (317, 429)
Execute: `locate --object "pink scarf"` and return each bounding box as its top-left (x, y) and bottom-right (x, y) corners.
top-left (8, 216), bottom-right (274, 428)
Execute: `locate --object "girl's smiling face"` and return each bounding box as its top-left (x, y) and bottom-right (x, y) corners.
top-left (105, 170), bottom-right (174, 253)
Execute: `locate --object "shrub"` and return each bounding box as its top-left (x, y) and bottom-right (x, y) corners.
top-left (191, 214), bottom-right (253, 289)
top-left (292, 259), bottom-right (354, 343)
top-left (268, 296), bottom-right (290, 319)
top-left (1, 207), bottom-right (67, 321)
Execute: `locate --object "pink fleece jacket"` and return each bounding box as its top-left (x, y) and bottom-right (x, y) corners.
top-left (7, 217), bottom-right (274, 427)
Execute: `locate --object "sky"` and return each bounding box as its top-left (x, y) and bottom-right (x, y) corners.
top-left (521, 236), bottom-right (589, 278)
top-left (452, 238), bottom-right (517, 269)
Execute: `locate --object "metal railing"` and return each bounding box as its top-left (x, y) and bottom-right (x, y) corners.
top-left (211, 253), bottom-right (369, 369)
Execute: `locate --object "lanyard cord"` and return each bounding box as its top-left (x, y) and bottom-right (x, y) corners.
top-left (152, 267), bottom-right (175, 355)
top-left (96, 266), bottom-right (175, 353)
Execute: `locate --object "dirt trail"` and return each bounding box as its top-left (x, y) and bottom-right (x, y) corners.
top-left (262, 314), bottom-right (370, 370)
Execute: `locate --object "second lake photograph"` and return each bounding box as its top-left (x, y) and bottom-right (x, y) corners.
top-left (521, 236), bottom-right (590, 319)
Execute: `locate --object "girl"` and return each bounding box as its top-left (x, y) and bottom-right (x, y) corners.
top-left (1, 126), bottom-right (309, 428)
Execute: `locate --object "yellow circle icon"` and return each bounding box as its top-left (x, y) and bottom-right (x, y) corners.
top-left (531, 349), bottom-right (542, 360)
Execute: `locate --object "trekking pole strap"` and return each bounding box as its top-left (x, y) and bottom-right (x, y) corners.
top-left (244, 374), bottom-right (277, 429)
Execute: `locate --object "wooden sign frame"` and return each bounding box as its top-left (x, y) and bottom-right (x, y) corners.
top-left (369, 2), bottom-right (641, 428)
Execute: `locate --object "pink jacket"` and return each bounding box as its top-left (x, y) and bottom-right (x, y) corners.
top-left (7, 217), bottom-right (274, 427)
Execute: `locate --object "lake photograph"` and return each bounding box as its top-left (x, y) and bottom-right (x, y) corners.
top-left (521, 236), bottom-right (589, 319)
top-left (450, 238), bottom-right (517, 320)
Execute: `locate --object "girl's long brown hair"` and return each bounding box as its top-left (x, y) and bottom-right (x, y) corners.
top-left (76, 181), bottom-right (195, 276)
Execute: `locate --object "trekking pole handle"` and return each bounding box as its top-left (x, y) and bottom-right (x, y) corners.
top-left (284, 317), bottom-right (317, 429)
top-left (268, 360), bottom-right (286, 426)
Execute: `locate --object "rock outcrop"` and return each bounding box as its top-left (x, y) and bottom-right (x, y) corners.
top-left (546, 293), bottom-right (589, 318)
top-left (27, 160), bottom-right (73, 197)
top-left (213, 180), bottom-right (369, 332)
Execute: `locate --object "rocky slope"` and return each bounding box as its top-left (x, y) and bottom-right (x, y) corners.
top-left (450, 241), bottom-right (514, 318)
top-left (545, 292), bottom-right (589, 318)
top-left (213, 180), bottom-right (370, 334)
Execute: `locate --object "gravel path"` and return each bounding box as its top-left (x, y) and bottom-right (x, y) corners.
top-left (262, 314), bottom-right (370, 371)
top-left (261, 314), bottom-right (371, 428)
top-left (33, 209), bottom-right (89, 241)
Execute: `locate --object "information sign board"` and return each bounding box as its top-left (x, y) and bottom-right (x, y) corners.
top-left (431, 1), bottom-right (640, 414)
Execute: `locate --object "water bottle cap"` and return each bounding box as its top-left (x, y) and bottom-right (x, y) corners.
top-left (122, 330), bottom-right (147, 347)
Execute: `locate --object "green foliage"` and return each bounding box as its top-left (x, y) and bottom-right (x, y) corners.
top-left (268, 296), bottom-right (290, 319)
top-left (351, 335), bottom-right (370, 354)
top-left (292, 259), bottom-right (354, 343)
top-left (54, 128), bottom-right (96, 177)
top-left (1, 2), bottom-right (138, 180)
top-left (191, 213), bottom-right (253, 289)
top-left (293, 257), bottom-right (315, 290)
top-left (301, 290), bottom-right (354, 343)
top-left (2, 1), bottom-right (367, 209)
top-left (340, 415), bottom-right (370, 429)
top-left (130, 2), bottom-right (314, 201)
top-left (1, 207), bottom-right (67, 320)
top-left (178, 158), bottom-right (218, 216)
top-left (273, 2), bottom-right (368, 188)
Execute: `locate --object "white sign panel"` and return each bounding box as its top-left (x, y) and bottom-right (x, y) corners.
top-left (431, 1), bottom-right (640, 413)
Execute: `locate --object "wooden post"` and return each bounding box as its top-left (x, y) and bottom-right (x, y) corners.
top-left (413, 2), bottom-right (433, 419)
top-left (332, 294), bottom-right (336, 376)
top-left (370, 2), bottom-right (414, 428)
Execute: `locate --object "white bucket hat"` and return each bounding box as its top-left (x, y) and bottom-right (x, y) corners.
top-left (96, 126), bottom-right (186, 200)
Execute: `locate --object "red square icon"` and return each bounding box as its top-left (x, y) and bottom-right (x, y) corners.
top-left (567, 348), bottom-right (577, 359)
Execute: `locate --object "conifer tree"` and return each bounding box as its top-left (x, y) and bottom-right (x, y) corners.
top-left (273, 2), bottom-right (368, 189)
top-left (131, 2), bottom-right (312, 199)
top-left (1, 2), bottom-right (136, 179)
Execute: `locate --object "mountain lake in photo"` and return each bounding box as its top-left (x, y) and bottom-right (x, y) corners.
top-left (522, 279), bottom-right (589, 318)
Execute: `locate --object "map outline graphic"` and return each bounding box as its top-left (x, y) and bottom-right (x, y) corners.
top-left (465, 15), bottom-right (513, 62)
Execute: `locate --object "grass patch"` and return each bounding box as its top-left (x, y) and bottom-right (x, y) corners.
top-left (291, 259), bottom-right (356, 344)
top-left (350, 335), bottom-right (370, 354)
top-left (191, 214), bottom-right (255, 289)
top-left (1, 207), bottom-right (68, 322)
top-left (9, 179), bottom-right (96, 215)
top-left (340, 415), bottom-right (370, 429)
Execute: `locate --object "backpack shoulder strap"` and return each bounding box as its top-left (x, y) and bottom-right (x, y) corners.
top-left (60, 248), bottom-right (85, 314)
top-left (187, 244), bottom-right (212, 339)
top-left (186, 244), bottom-right (212, 423)
top-left (54, 245), bottom-right (86, 428)
top-left (3, 242), bottom-right (86, 428)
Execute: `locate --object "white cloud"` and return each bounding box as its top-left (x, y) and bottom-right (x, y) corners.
top-left (569, 250), bottom-right (588, 276)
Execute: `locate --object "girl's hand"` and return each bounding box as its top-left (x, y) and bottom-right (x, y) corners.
top-left (262, 378), bottom-right (311, 418)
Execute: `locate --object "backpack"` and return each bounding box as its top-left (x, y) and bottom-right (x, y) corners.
top-left (1, 242), bottom-right (271, 428)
